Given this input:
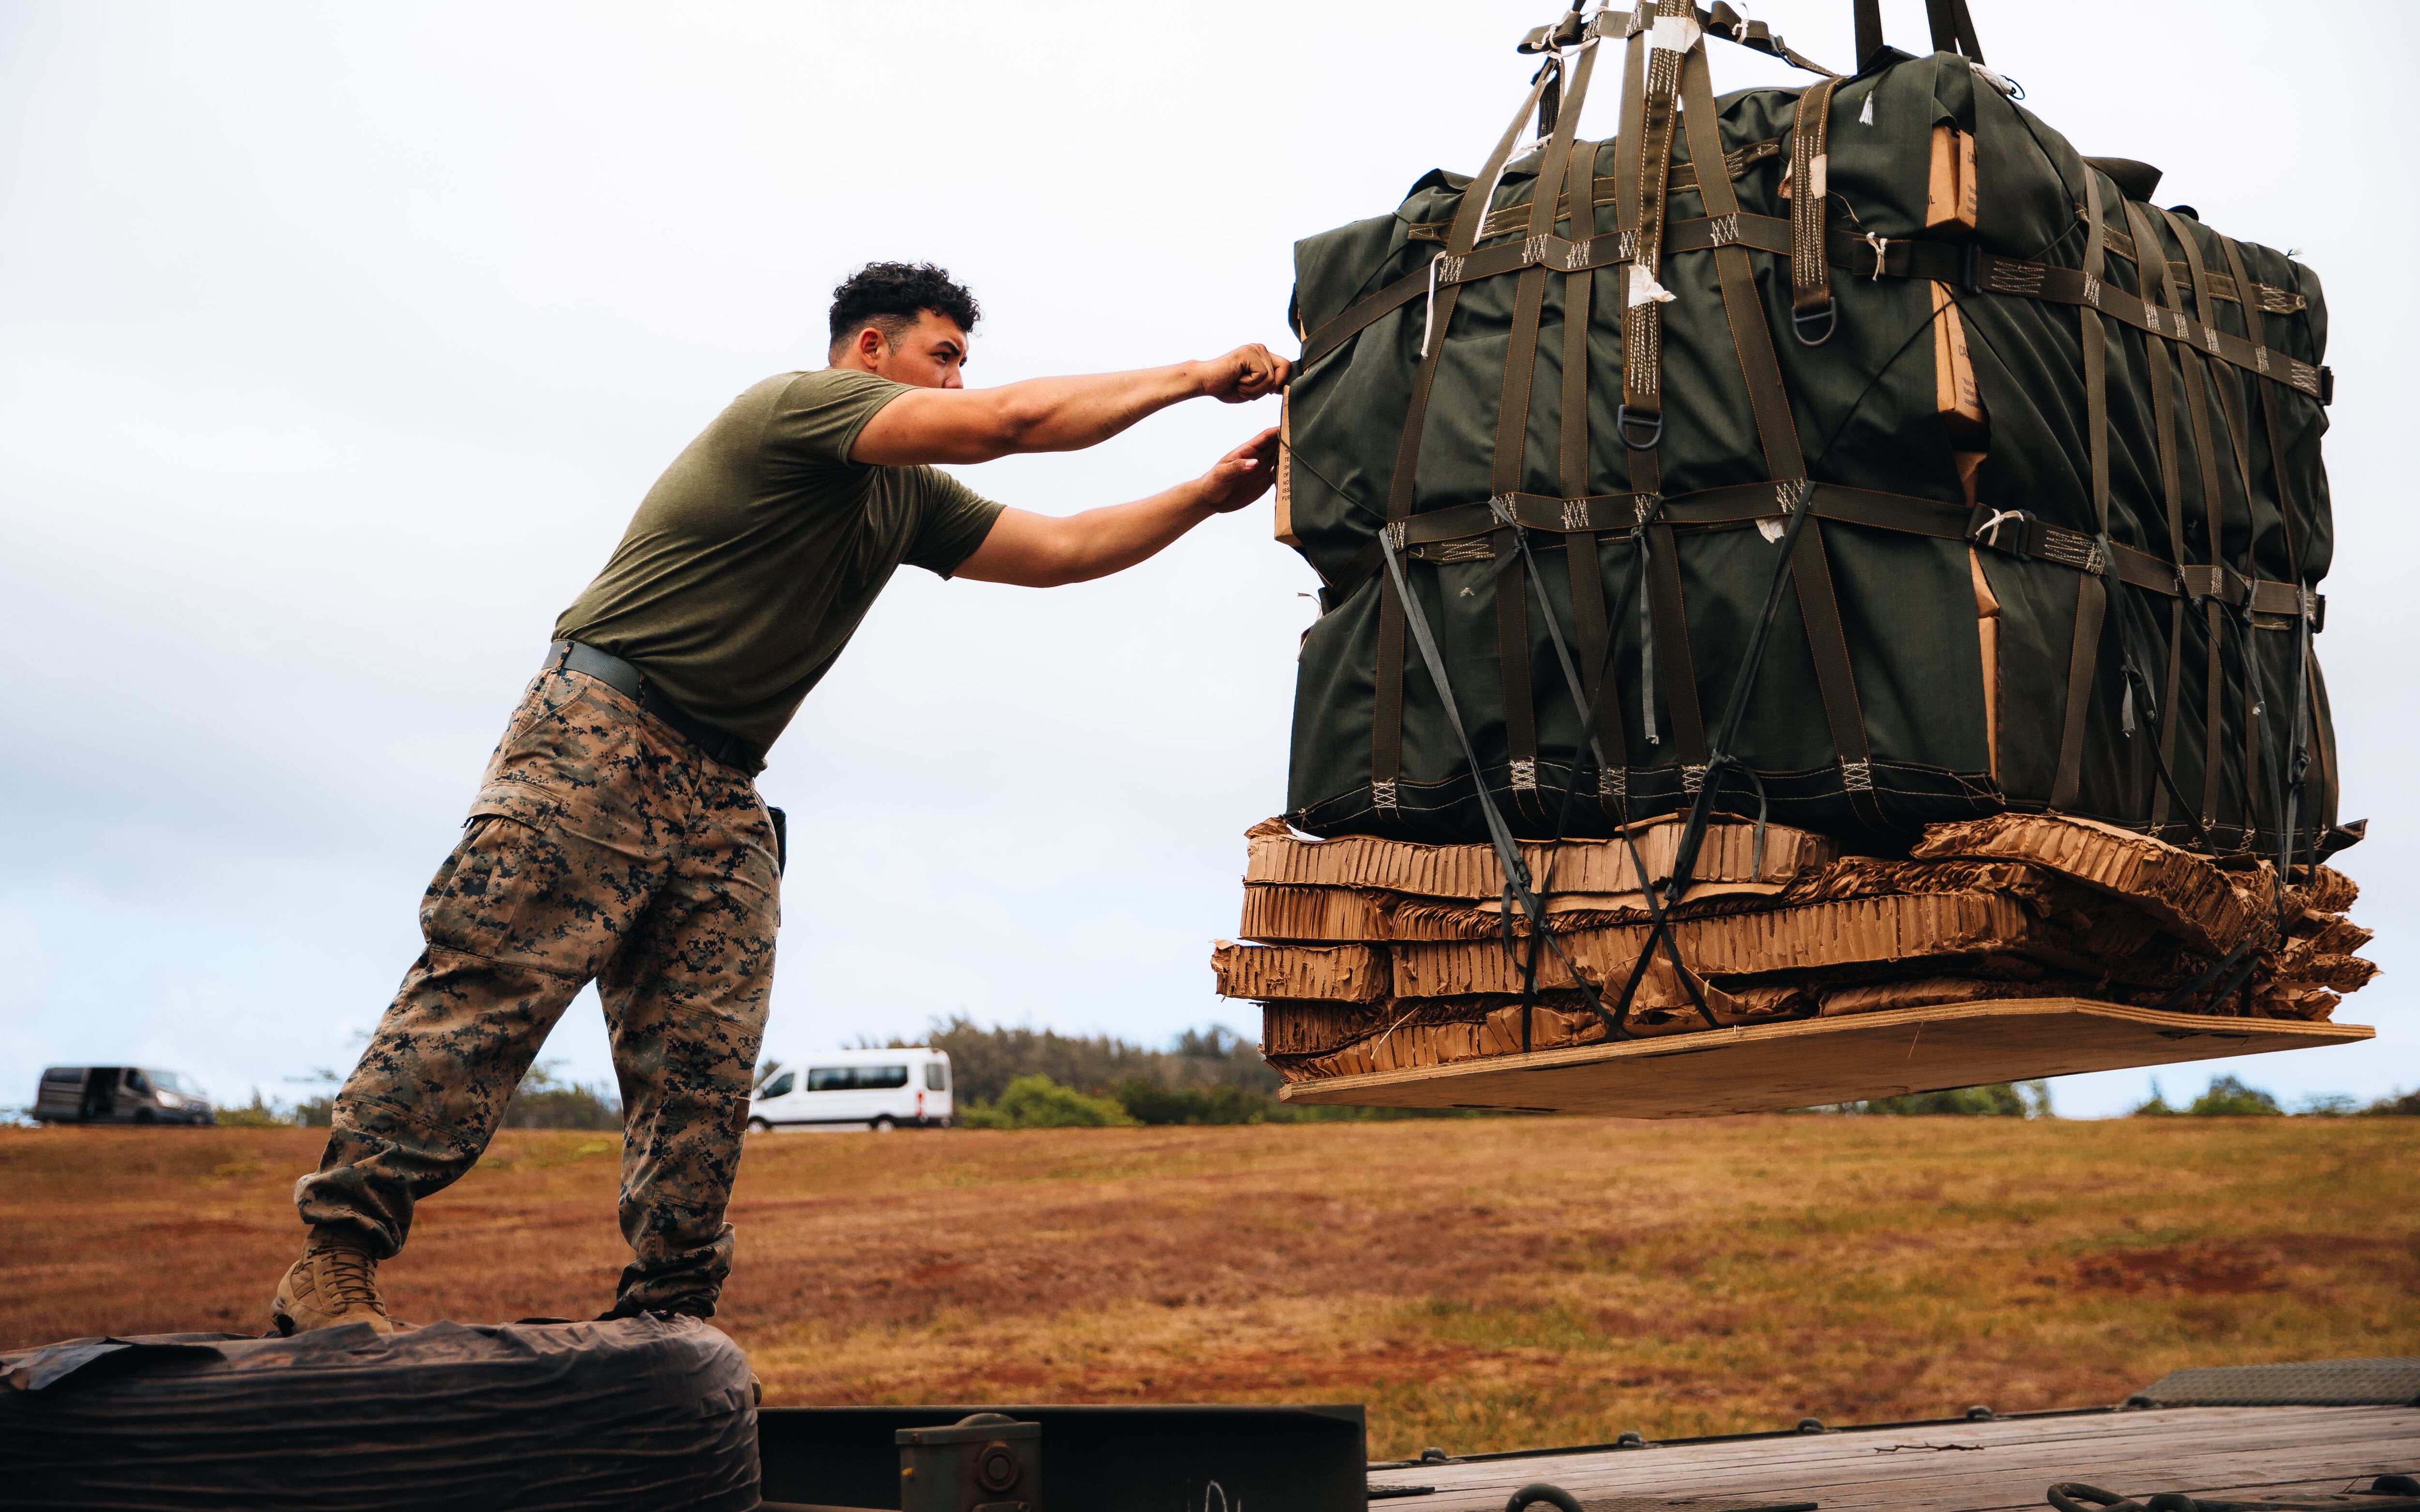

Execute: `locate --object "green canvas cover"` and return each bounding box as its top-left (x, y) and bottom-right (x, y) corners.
top-left (1280, 1), bottom-right (2343, 862)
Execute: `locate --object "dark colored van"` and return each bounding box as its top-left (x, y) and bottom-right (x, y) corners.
top-left (31, 1066), bottom-right (216, 1125)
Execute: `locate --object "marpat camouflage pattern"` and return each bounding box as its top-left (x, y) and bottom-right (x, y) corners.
top-left (295, 661), bottom-right (780, 1316)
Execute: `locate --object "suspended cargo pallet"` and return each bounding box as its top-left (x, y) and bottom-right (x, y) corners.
top-left (1247, 0), bottom-right (2372, 1118)
top-left (1270, 997), bottom-right (2373, 1116)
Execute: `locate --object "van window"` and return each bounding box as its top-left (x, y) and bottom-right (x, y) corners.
top-left (760, 1071), bottom-right (796, 1098)
top-left (924, 1063), bottom-right (948, 1092)
top-left (125, 1070), bottom-right (151, 1094)
top-left (42, 1067), bottom-right (82, 1085)
top-left (807, 1065), bottom-right (910, 1092)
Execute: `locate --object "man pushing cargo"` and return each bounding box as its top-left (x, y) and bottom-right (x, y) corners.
top-left (273, 261), bottom-right (1288, 1334)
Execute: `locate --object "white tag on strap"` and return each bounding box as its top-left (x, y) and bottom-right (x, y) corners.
top-left (1627, 266), bottom-right (1677, 308)
top-left (1649, 14), bottom-right (1700, 53)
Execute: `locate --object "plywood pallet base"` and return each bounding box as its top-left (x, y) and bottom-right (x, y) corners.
top-left (1272, 998), bottom-right (2374, 1116)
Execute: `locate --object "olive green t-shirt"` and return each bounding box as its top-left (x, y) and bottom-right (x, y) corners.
top-left (553, 368), bottom-right (1003, 767)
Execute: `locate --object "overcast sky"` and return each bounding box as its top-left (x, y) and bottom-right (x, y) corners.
top-left (4, 1), bottom-right (2413, 1121)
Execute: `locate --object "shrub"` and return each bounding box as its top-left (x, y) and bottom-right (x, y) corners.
top-left (269, 1061), bottom-right (619, 1130)
top-left (876, 1017), bottom-right (1277, 1106)
top-left (2135, 1074), bottom-right (2284, 1116)
top-left (215, 1089), bottom-right (293, 1128)
top-left (1857, 1081), bottom-right (2045, 1116)
top-left (958, 1075), bottom-right (1137, 1129)
top-left (1114, 1078), bottom-right (1277, 1125)
top-left (1800, 1080), bottom-right (2049, 1116)
top-left (501, 1062), bottom-right (621, 1130)
top-left (2183, 1075), bottom-right (2283, 1116)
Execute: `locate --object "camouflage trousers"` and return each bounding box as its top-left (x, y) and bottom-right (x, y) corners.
top-left (295, 659), bottom-right (780, 1316)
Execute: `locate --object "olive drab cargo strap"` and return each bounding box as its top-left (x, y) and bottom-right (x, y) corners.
top-left (1786, 75), bottom-right (1842, 345)
top-left (1295, 210), bottom-right (2334, 406)
top-left (2173, 208), bottom-right (2269, 842)
top-left (2216, 226), bottom-right (2322, 873)
top-left (1678, 42), bottom-right (1884, 832)
top-left (2124, 199), bottom-right (2190, 833)
top-left (1608, 15), bottom-right (1675, 757)
top-left (2134, 205), bottom-right (2234, 834)
top-left (2198, 229), bottom-right (2266, 841)
top-left (1853, 0), bottom-right (1984, 69)
top-left (1603, 15), bottom-right (1872, 1026)
top-left (2218, 246), bottom-right (2320, 887)
top-left (1492, 25), bottom-right (1605, 812)
top-left (1616, 2), bottom-right (1710, 767)
top-left (2166, 210), bottom-right (2266, 846)
top-left (2214, 226), bottom-right (2324, 871)
top-left (1370, 62), bottom-right (1561, 817)
top-left (1557, 128), bottom-right (1627, 804)
top-left (2050, 170), bottom-right (2115, 812)
top-left (2155, 203), bottom-right (2265, 838)
top-left (1620, 0), bottom-right (1689, 451)
top-left (1311, 479), bottom-right (2322, 640)
top-left (1701, 0), bottom-right (1837, 78)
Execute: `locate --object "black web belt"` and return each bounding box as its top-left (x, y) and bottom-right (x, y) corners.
top-left (547, 640), bottom-right (767, 773)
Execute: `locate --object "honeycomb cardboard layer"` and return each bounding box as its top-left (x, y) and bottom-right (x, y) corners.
top-left (1214, 813), bottom-right (2375, 1104)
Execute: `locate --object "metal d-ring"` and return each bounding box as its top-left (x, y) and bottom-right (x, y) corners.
top-left (1792, 298), bottom-right (1837, 345)
top-left (1616, 404), bottom-right (1664, 449)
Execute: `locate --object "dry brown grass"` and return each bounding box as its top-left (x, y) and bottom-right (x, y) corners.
top-left (3, 1117), bottom-right (2414, 1458)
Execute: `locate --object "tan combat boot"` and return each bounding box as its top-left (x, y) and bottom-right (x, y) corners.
top-left (271, 1228), bottom-right (399, 1336)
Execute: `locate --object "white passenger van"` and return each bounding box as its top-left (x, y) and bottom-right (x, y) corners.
top-left (747, 1047), bottom-right (952, 1132)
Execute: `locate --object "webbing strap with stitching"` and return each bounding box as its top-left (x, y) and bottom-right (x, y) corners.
top-left (2135, 208), bottom-right (2232, 829)
top-left (1557, 110), bottom-right (1621, 796)
top-left (1492, 40), bottom-right (1604, 809)
top-left (2212, 238), bottom-right (2265, 834)
top-left (2128, 199), bottom-right (2189, 830)
top-left (2218, 226), bottom-right (2318, 864)
top-left (1313, 482), bottom-right (2324, 622)
top-left (1405, 137), bottom-right (1785, 243)
top-left (2156, 203), bottom-right (2257, 832)
top-left (1679, 47), bottom-right (1878, 824)
top-left (1371, 62), bottom-right (1560, 810)
top-left (1787, 76), bottom-right (1839, 321)
top-left (1622, 0), bottom-right (1690, 430)
top-left (1295, 212), bottom-right (2333, 404)
top-left (2050, 171), bottom-right (2115, 811)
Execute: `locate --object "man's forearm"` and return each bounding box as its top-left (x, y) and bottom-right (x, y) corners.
top-left (986, 363), bottom-right (1209, 456)
top-left (1023, 480), bottom-right (1219, 586)
top-left (849, 346), bottom-right (1285, 468)
top-left (952, 425), bottom-right (1278, 589)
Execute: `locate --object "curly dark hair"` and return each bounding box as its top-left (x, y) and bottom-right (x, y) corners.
top-left (827, 261), bottom-right (981, 354)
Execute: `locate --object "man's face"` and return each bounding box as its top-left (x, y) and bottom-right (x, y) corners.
top-left (864, 311), bottom-right (968, 389)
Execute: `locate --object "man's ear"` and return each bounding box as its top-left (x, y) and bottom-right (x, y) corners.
top-left (855, 325), bottom-right (889, 363)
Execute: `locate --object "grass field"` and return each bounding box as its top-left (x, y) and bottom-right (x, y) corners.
top-left (3, 1117), bottom-right (2414, 1458)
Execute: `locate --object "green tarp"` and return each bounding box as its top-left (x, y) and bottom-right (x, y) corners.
top-left (1281, 16), bottom-right (2340, 861)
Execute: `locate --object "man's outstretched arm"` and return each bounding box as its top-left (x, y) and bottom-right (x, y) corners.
top-left (852, 346), bottom-right (1289, 466)
top-left (954, 427), bottom-right (1279, 588)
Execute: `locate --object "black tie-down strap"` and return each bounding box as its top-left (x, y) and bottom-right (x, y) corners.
top-left (1375, 523), bottom-right (1658, 1041)
top-left (1597, 484), bottom-right (1824, 1027)
top-left (1495, 495), bottom-right (1718, 1037)
top-left (1397, 481), bottom-right (1827, 1040)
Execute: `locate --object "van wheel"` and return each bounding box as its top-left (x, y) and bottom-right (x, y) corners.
top-left (746, 1118), bottom-right (771, 1134)
top-left (134, 1109), bottom-right (155, 1125)
top-left (869, 1116), bottom-right (897, 1133)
